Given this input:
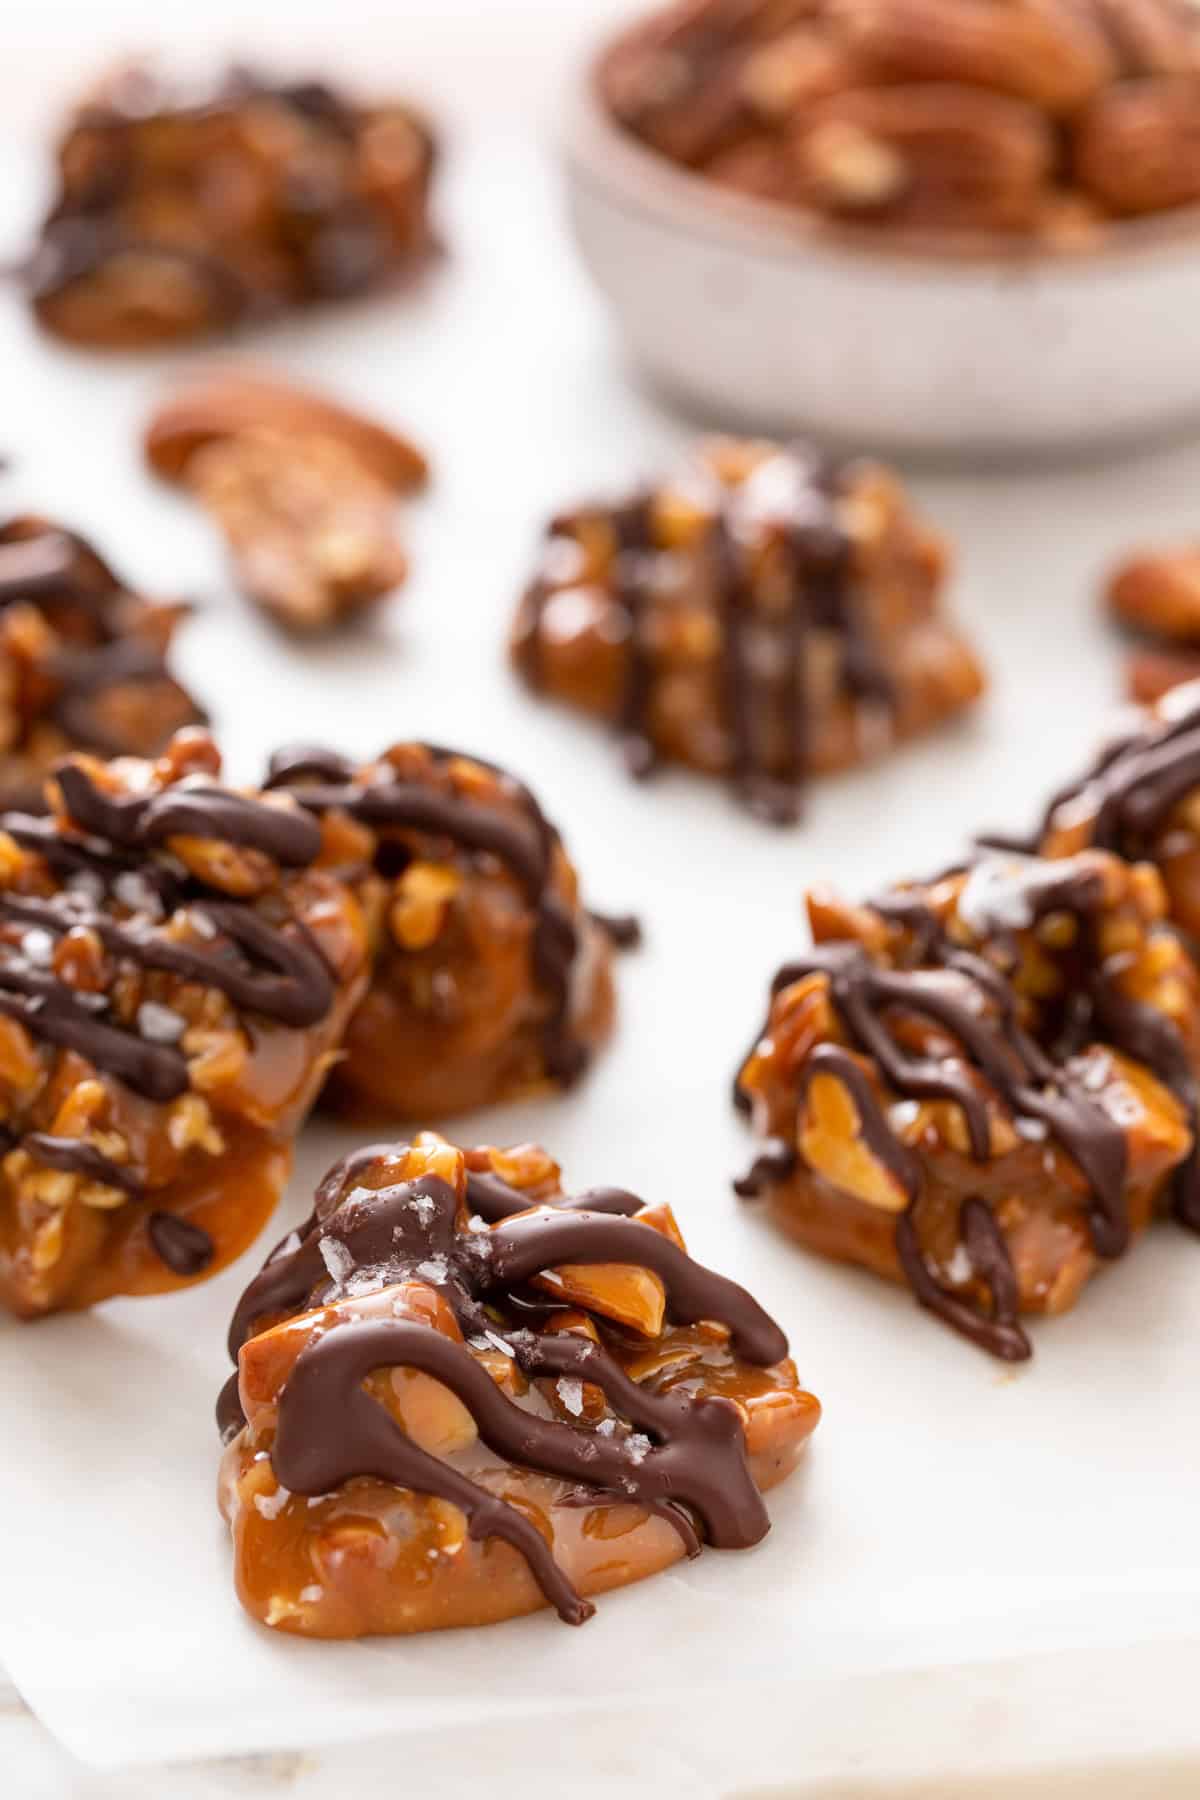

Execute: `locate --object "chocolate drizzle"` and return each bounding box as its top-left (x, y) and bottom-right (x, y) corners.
top-left (264, 743), bottom-right (634, 1085)
top-left (24, 1131), bottom-right (142, 1194)
top-left (520, 450), bottom-right (894, 824)
top-left (736, 854), bottom-right (1198, 1357)
top-left (0, 757), bottom-right (335, 1271)
top-left (996, 687), bottom-right (1200, 862)
top-left (222, 1146), bottom-right (790, 1623)
top-left (147, 1210), bottom-right (214, 1276)
top-left (55, 763), bottom-right (320, 867)
top-left (0, 518), bottom-right (206, 773)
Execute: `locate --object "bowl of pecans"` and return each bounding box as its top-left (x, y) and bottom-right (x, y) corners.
top-left (565, 0), bottom-right (1200, 456)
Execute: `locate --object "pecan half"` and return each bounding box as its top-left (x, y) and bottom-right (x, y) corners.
top-left (792, 83), bottom-right (1054, 229)
top-left (831, 0), bottom-right (1116, 113)
top-left (1109, 545), bottom-right (1200, 643)
top-left (146, 372), bottom-right (427, 636)
top-left (1074, 75), bottom-right (1200, 215)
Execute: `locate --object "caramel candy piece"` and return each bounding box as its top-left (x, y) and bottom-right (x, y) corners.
top-left (29, 65), bottom-right (437, 349)
top-left (0, 729), bottom-right (370, 1318)
top-left (262, 742), bottom-right (634, 1117)
top-left (0, 515), bottom-right (206, 813)
top-left (146, 372), bottom-right (428, 635)
top-left (599, 0), bottom-right (1200, 241)
top-left (735, 850), bottom-right (1198, 1358)
top-left (512, 438), bottom-right (984, 824)
top-left (218, 1135), bottom-right (819, 1636)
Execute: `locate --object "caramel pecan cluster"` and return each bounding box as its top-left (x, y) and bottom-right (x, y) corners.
top-left (735, 850), bottom-right (1200, 1357)
top-left (604, 0), bottom-right (1200, 242)
top-left (0, 515), bottom-right (206, 812)
top-left (512, 437), bottom-right (983, 823)
top-left (219, 1134), bottom-right (818, 1637)
top-left (263, 742), bottom-right (631, 1117)
top-left (29, 64), bottom-right (437, 348)
top-left (146, 373), bottom-right (429, 635)
top-left (0, 729), bottom-right (370, 1318)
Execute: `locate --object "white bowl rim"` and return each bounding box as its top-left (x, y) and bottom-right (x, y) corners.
top-left (571, 19), bottom-right (1200, 275)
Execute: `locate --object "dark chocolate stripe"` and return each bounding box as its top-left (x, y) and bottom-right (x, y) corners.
top-left (147, 1210), bottom-right (214, 1276)
top-left (0, 961), bottom-right (188, 1100)
top-left (24, 1131), bottom-right (142, 1194)
top-left (896, 1200), bottom-right (1031, 1363)
top-left (0, 891), bottom-right (334, 1030)
top-left (57, 763), bottom-right (321, 867)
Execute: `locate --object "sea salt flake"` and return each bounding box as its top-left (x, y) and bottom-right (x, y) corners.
top-left (299, 1585), bottom-right (324, 1604)
top-left (596, 1418), bottom-right (617, 1437)
top-left (958, 858), bottom-right (1036, 938)
top-left (1014, 1116), bottom-right (1048, 1142)
top-left (945, 1244), bottom-right (973, 1285)
top-left (66, 871), bottom-right (104, 904)
top-left (482, 1329), bottom-right (515, 1358)
top-left (19, 929), bottom-right (55, 966)
top-left (188, 909), bottom-right (219, 940)
top-left (253, 1484), bottom-right (291, 1520)
top-left (137, 1000), bottom-right (185, 1044)
top-left (1081, 1057), bottom-right (1110, 1093)
top-left (888, 1100), bottom-right (921, 1133)
top-left (318, 1237), bottom-right (354, 1287)
top-left (114, 871), bottom-right (163, 918)
top-left (626, 1432), bottom-right (653, 1465)
top-left (408, 1192), bottom-right (436, 1225)
top-left (416, 1257), bottom-right (449, 1284)
top-left (556, 1378), bottom-right (585, 1417)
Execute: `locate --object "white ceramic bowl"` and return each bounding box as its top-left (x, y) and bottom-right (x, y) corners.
top-left (564, 34), bottom-right (1200, 459)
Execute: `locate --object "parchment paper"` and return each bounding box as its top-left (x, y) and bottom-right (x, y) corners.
top-left (0, 91), bottom-right (1199, 1772)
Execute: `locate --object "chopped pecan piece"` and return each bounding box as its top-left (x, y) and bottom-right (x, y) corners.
top-left (0, 515), bottom-right (206, 811)
top-left (0, 730), bottom-right (370, 1318)
top-left (28, 64), bottom-right (437, 349)
top-left (146, 372), bottom-right (428, 635)
top-left (218, 1134), bottom-right (819, 1636)
top-left (735, 850), bottom-right (1199, 1358)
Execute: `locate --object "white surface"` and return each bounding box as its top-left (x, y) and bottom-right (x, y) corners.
top-left (0, 3), bottom-right (1199, 1793)
top-left (566, 71), bottom-right (1200, 457)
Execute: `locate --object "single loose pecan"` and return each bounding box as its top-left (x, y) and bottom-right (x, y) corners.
top-left (146, 371), bottom-right (428, 635)
top-left (791, 84), bottom-right (1054, 228)
top-left (1108, 543), bottom-right (1200, 643)
top-left (1074, 75), bottom-right (1200, 216)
